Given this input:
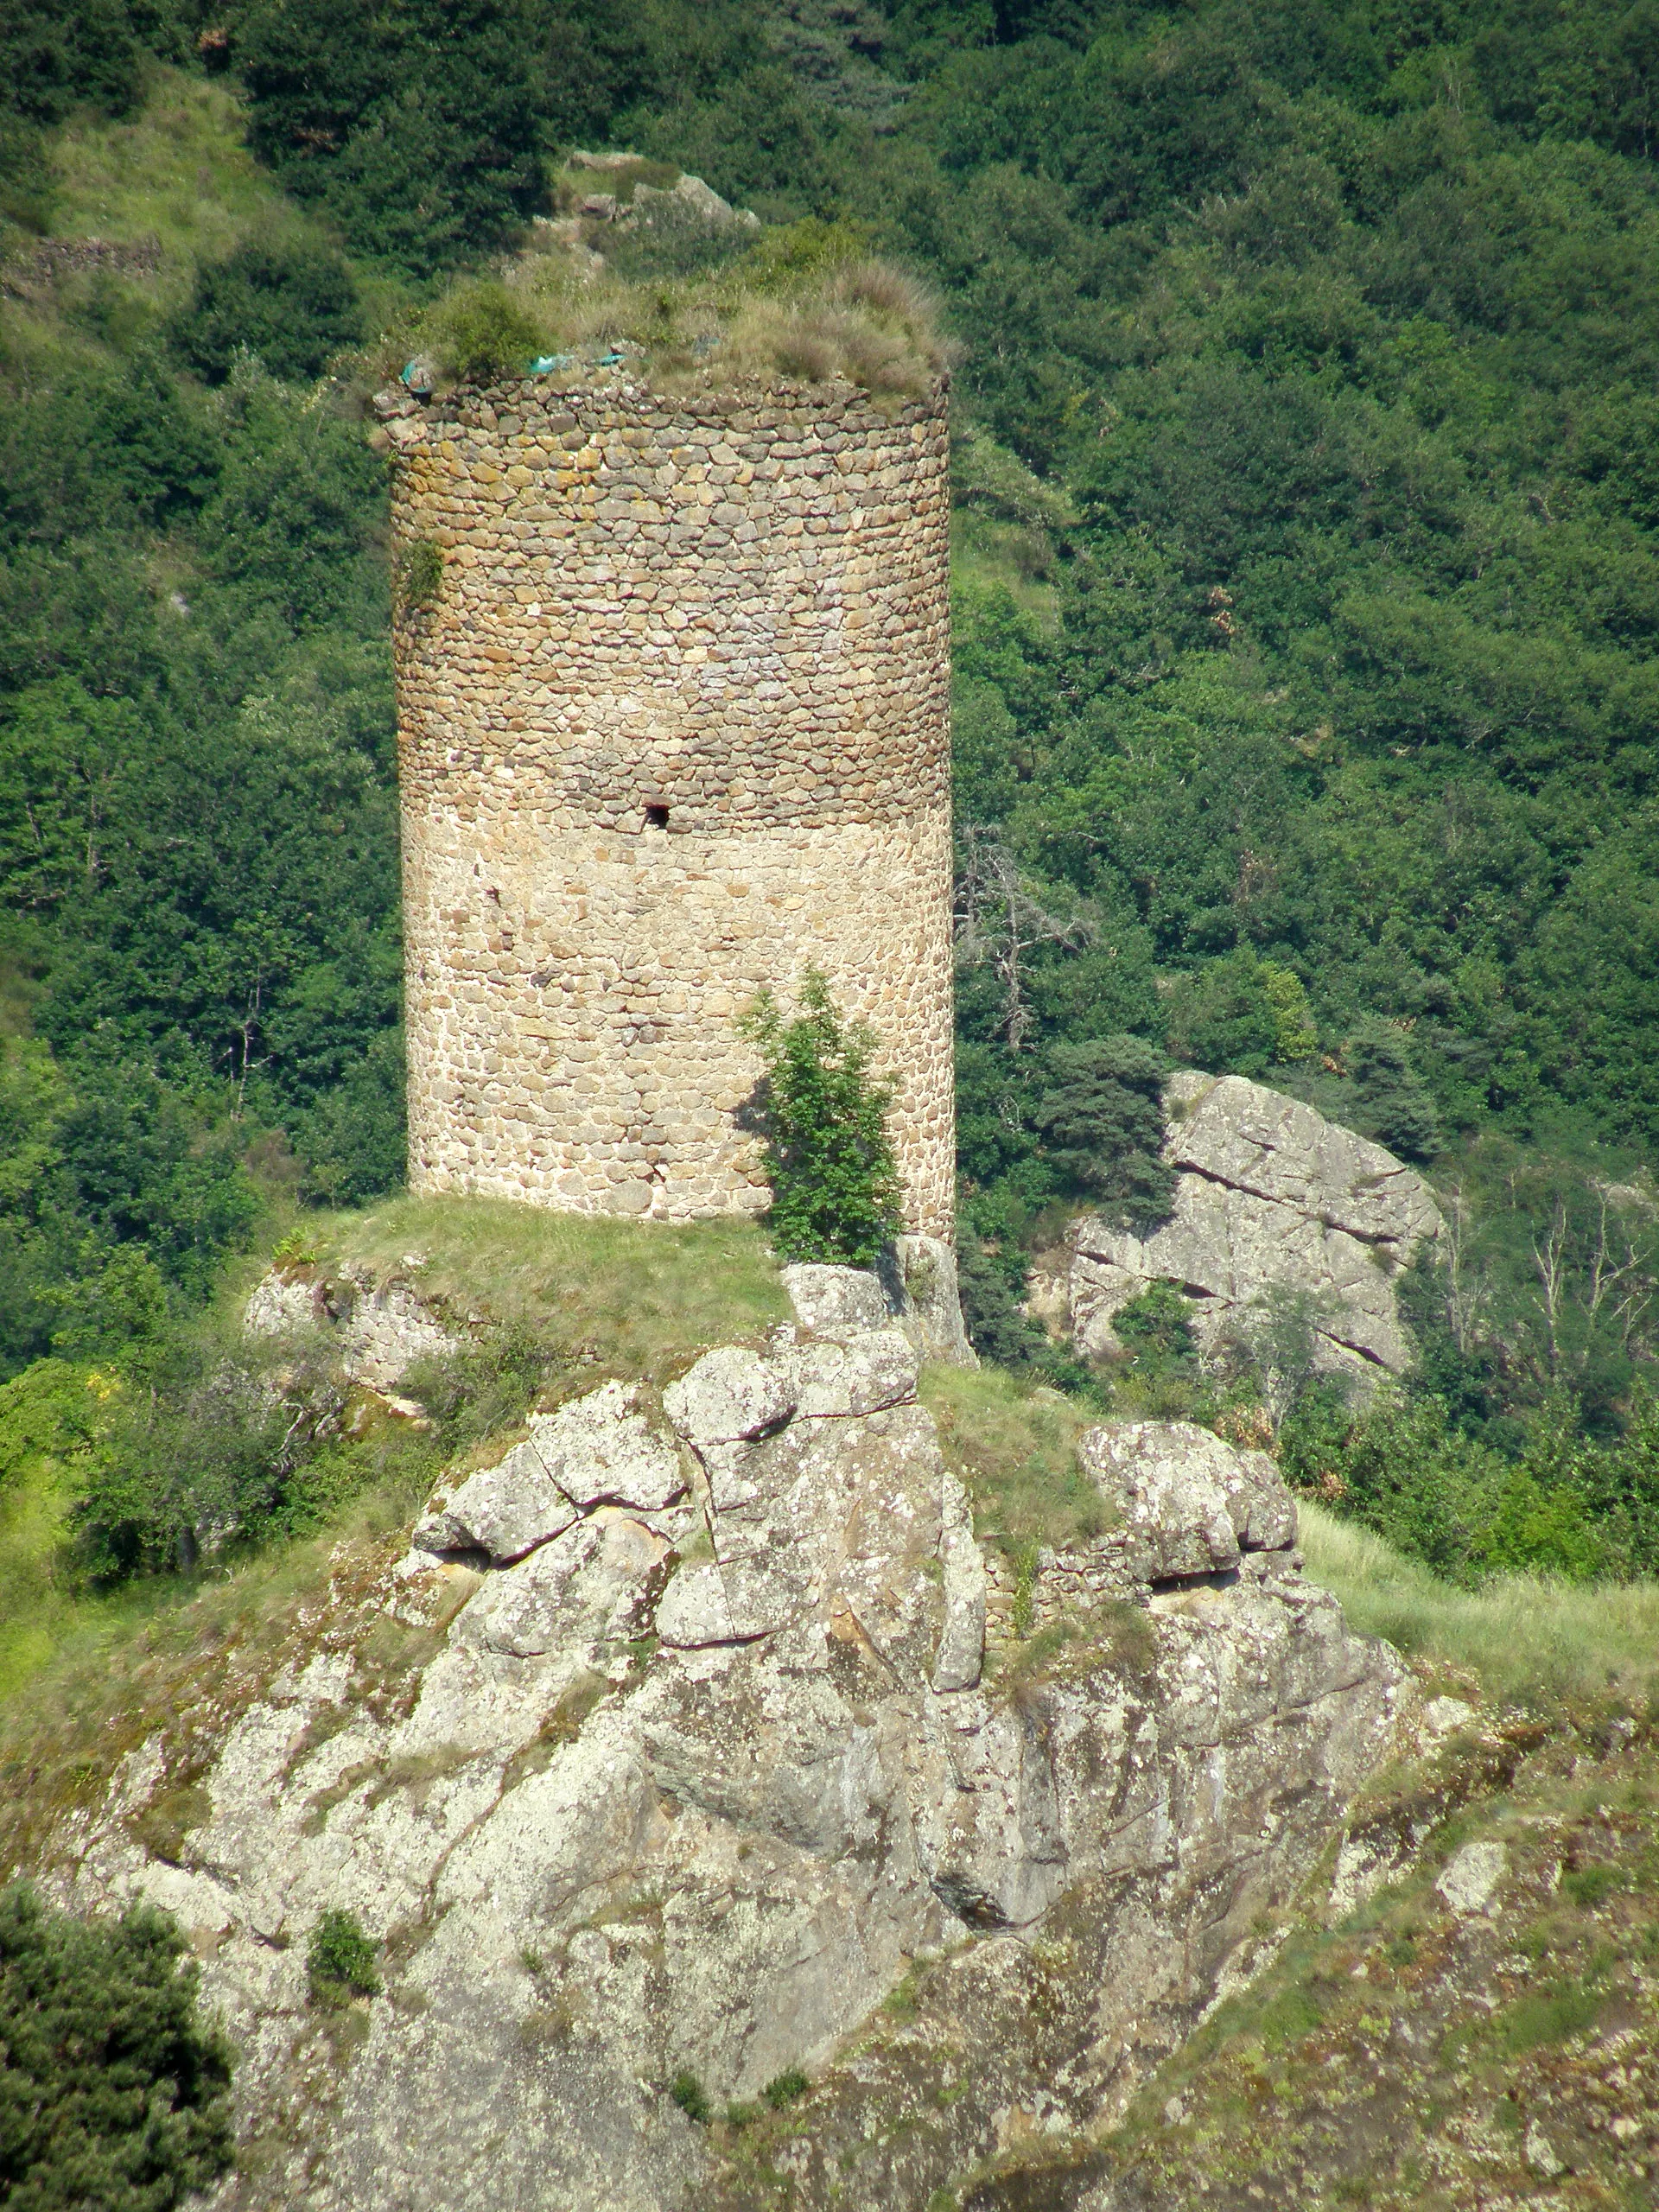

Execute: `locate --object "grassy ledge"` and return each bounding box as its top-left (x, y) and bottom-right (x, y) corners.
top-left (1299, 1501), bottom-right (1659, 1713)
top-left (312, 1194), bottom-right (789, 1383)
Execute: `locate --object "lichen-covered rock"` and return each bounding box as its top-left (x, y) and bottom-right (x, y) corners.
top-left (663, 1346), bottom-right (795, 1446)
top-left (784, 1246), bottom-right (976, 1368)
top-left (415, 1381), bottom-right (685, 1560)
top-left (886, 1234), bottom-right (979, 1367)
top-left (781, 1330), bottom-right (918, 1418)
top-left (1077, 1420), bottom-right (1299, 1582)
top-left (1066, 1071), bottom-right (1442, 1382)
top-left (31, 1346), bottom-right (1408, 2212)
top-left (780, 1262), bottom-right (891, 1339)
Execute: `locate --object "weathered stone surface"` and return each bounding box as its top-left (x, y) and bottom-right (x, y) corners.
top-left (1437, 1840), bottom-right (1508, 1916)
top-left (243, 1263), bottom-right (461, 1395)
top-left (781, 1330), bottom-right (918, 1418)
top-left (452, 1510), bottom-right (671, 1657)
top-left (785, 1249), bottom-right (976, 1369)
top-left (620, 172), bottom-right (758, 236)
top-left (886, 1233), bottom-right (978, 1368)
top-left (1067, 1071), bottom-right (1442, 1381)
top-left (32, 1357), bottom-right (1410, 2212)
top-left (243, 1270), bottom-right (322, 1338)
top-left (663, 1346), bottom-right (796, 1447)
top-left (781, 1262), bottom-right (890, 1339)
top-left (932, 1471), bottom-right (986, 1691)
top-left (416, 1381), bottom-right (684, 1560)
top-left (1078, 1421), bottom-right (1262, 1581)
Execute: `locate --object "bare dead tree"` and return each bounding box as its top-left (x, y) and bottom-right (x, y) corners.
top-left (1585, 1185), bottom-right (1656, 1356)
top-left (1530, 1196), bottom-right (1569, 1378)
top-left (954, 826), bottom-right (1096, 1053)
top-left (1437, 1184), bottom-right (1491, 1359)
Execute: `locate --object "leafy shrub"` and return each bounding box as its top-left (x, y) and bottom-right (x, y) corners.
top-left (956, 1217), bottom-right (1044, 1368)
top-left (761, 2066), bottom-right (809, 2108)
top-left (1033, 1033), bottom-right (1173, 1230)
top-left (1280, 1387), bottom-right (1619, 1587)
top-left (0, 1880), bottom-right (234, 2211)
top-left (1163, 949), bottom-right (1282, 1078)
top-left (0, 1034), bottom-right (258, 1376)
top-left (394, 540), bottom-right (443, 614)
top-left (1112, 1281), bottom-right (1197, 1369)
top-left (169, 238), bottom-right (364, 386)
top-left (398, 1322), bottom-right (565, 1457)
top-left (0, 365), bottom-right (219, 549)
top-left (1216, 1284), bottom-right (1340, 1431)
top-left (306, 1907), bottom-right (380, 2007)
top-left (199, 388), bottom-right (386, 632)
top-left (1344, 1025), bottom-right (1441, 1162)
top-left (69, 1319), bottom-right (346, 1580)
top-left (739, 970), bottom-right (901, 1266)
top-left (0, 1357), bottom-right (99, 1498)
top-left (670, 2069), bottom-right (710, 2123)
top-left (0, 0), bottom-right (152, 127)
top-left (428, 281), bottom-right (545, 386)
top-left (1258, 961), bottom-right (1318, 1062)
top-left (290, 1027), bottom-right (407, 1206)
top-left (235, 0), bottom-right (551, 272)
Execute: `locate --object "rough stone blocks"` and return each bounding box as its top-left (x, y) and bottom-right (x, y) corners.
top-left (391, 372), bottom-right (955, 1235)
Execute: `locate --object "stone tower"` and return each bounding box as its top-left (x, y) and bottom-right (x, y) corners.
top-left (386, 369), bottom-right (954, 1234)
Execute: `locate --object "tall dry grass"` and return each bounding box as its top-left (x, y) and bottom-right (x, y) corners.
top-left (398, 232), bottom-right (953, 405)
top-left (1299, 1500), bottom-right (1659, 1711)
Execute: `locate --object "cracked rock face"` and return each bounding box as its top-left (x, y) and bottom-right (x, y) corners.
top-left (38, 1320), bottom-right (1409, 2212)
top-left (1067, 1071), bottom-right (1443, 1380)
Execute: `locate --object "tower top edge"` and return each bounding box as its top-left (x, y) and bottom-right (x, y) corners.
top-left (378, 368), bottom-right (950, 445)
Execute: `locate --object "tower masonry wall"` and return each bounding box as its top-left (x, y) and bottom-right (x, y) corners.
top-left (389, 371), bottom-right (955, 1234)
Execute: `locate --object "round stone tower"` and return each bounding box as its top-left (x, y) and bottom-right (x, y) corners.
top-left (387, 369), bottom-right (954, 1234)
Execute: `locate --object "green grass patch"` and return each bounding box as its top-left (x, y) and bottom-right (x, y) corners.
top-left (1489, 1974), bottom-right (1607, 2055)
top-left (48, 72), bottom-right (307, 292)
top-left (1298, 1501), bottom-right (1659, 1711)
top-left (671, 2069), bottom-right (712, 2124)
top-left (919, 1364), bottom-right (1103, 1558)
top-left (995, 1605), bottom-right (1157, 1698)
top-left (0, 1365), bottom-right (175, 1706)
top-left (313, 1193), bottom-right (789, 1383)
top-left (0, 1470), bottom-right (423, 1878)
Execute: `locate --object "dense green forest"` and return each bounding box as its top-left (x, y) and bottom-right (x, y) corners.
top-left (5, 0), bottom-right (1659, 1587)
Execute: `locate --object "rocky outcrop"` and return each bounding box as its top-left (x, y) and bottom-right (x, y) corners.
top-left (1065, 1071), bottom-right (1442, 1381)
top-left (41, 1297), bottom-right (1410, 2212)
top-left (785, 1237), bottom-right (977, 1368)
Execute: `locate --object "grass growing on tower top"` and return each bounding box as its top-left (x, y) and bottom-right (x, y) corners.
top-left (385, 220), bottom-right (952, 406)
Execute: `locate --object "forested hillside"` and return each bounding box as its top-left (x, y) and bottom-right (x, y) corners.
top-left (5, 1), bottom-right (1659, 1582)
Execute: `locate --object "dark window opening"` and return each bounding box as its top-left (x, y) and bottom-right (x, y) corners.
top-left (644, 803), bottom-right (670, 830)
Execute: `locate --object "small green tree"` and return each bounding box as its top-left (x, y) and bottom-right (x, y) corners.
top-left (1112, 1281), bottom-right (1198, 1370)
top-left (1344, 1024), bottom-right (1440, 1161)
top-left (306, 1908), bottom-right (381, 2008)
top-left (739, 970), bottom-right (901, 1266)
top-left (0, 1882), bottom-right (235, 2211)
top-left (1033, 1033), bottom-right (1174, 1230)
